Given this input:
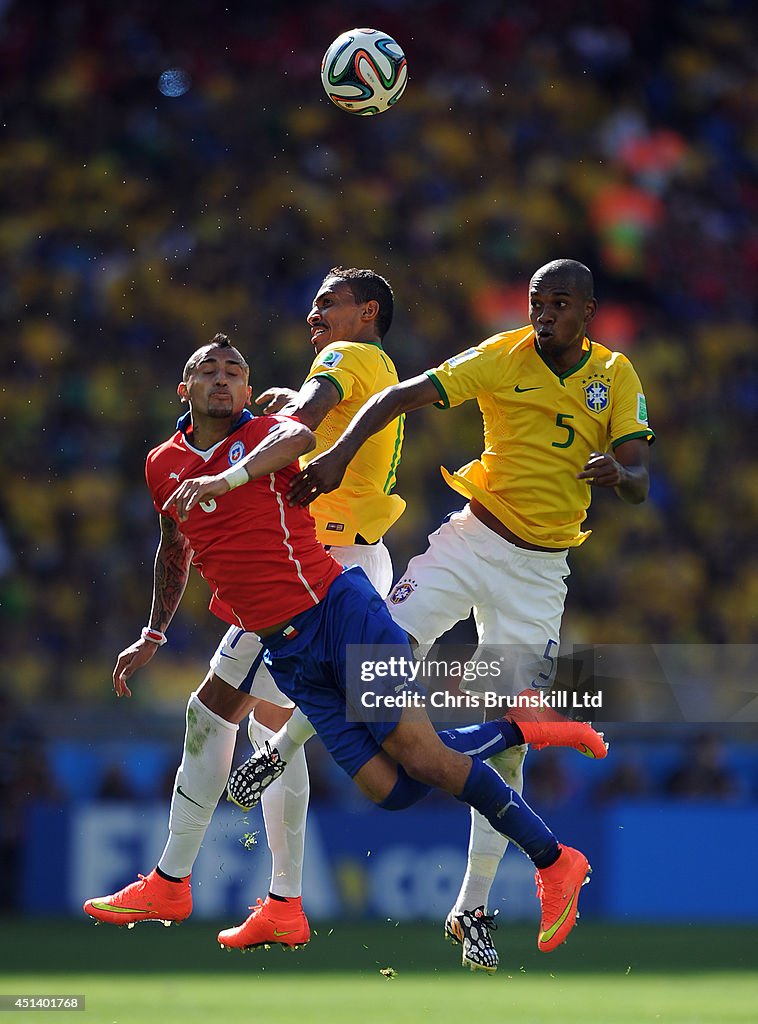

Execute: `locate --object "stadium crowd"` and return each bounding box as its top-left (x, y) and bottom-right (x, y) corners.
top-left (1, 0), bottom-right (756, 908)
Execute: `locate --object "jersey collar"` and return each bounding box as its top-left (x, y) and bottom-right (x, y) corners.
top-left (534, 335), bottom-right (593, 384)
top-left (176, 408), bottom-right (253, 441)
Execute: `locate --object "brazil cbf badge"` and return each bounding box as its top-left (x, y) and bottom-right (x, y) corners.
top-left (583, 379), bottom-right (610, 413)
top-left (389, 580), bottom-right (417, 605)
top-left (229, 440), bottom-right (246, 465)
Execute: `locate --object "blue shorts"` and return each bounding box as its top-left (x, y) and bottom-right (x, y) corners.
top-left (263, 566), bottom-right (419, 777)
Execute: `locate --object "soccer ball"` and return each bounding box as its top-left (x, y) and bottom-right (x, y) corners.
top-left (321, 28), bottom-right (408, 115)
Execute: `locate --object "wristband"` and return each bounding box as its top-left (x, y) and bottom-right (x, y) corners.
top-left (141, 626), bottom-right (167, 646)
top-left (221, 464), bottom-right (249, 490)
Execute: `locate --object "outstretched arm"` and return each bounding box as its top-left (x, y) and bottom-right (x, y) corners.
top-left (256, 377), bottom-right (341, 431)
top-left (164, 417), bottom-right (316, 521)
top-left (287, 374), bottom-right (439, 506)
top-left (576, 438), bottom-right (650, 503)
top-left (113, 515), bottom-right (193, 698)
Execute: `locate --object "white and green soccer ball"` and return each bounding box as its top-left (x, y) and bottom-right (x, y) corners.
top-left (320, 28), bottom-right (408, 115)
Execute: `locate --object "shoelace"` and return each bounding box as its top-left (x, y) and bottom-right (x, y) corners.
top-left (535, 871), bottom-right (568, 916)
top-left (261, 741), bottom-right (285, 769)
top-left (472, 906), bottom-right (498, 933)
top-left (105, 874), bottom-right (148, 905)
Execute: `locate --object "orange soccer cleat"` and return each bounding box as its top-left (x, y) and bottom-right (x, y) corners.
top-left (83, 869), bottom-right (191, 927)
top-left (506, 688), bottom-right (608, 758)
top-left (218, 895), bottom-right (310, 951)
top-left (535, 845), bottom-right (591, 952)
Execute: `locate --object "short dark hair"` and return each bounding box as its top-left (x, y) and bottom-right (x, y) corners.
top-left (182, 333), bottom-right (249, 381)
top-left (325, 267), bottom-right (395, 339)
top-left (530, 259), bottom-right (595, 301)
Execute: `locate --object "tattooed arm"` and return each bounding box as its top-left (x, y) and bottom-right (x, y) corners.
top-left (112, 515), bottom-right (193, 698)
top-left (147, 514), bottom-right (193, 632)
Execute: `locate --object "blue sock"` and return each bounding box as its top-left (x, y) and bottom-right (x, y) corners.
top-left (458, 756), bottom-right (559, 868)
top-left (379, 766), bottom-right (432, 810)
top-left (437, 720), bottom-right (524, 759)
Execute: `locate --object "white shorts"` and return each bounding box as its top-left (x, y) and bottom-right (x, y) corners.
top-left (386, 505), bottom-right (570, 694)
top-left (209, 540), bottom-right (394, 707)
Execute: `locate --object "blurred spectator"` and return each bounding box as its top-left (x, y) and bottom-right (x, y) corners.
top-left (593, 757), bottom-right (652, 804)
top-left (663, 733), bottom-right (742, 802)
top-left (96, 763), bottom-right (137, 801)
top-left (0, 735), bottom-right (66, 910)
top-left (0, 0), bottom-right (755, 719)
top-left (524, 750), bottom-right (578, 810)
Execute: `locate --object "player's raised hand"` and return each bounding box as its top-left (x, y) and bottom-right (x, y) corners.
top-left (576, 452), bottom-right (624, 488)
top-left (112, 638), bottom-right (159, 698)
top-left (287, 449), bottom-right (348, 506)
top-left (255, 387), bottom-right (298, 414)
top-left (163, 475), bottom-right (230, 521)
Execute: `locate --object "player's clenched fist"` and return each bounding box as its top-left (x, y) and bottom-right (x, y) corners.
top-left (255, 387), bottom-right (298, 414)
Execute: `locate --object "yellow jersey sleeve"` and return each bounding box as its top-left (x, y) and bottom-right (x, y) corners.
top-left (607, 353), bottom-right (655, 448)
top-left (303, 341), bottom-right (405, 546)
top-left (306, 341), bottom-right (365, 401)
top-left (426, 336), bottom-right (507, 409)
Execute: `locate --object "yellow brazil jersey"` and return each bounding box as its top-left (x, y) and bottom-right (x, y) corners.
top-left (303, 340), bottom-right (406, 545)
top-left (426, 326), bottom-right (655, 549)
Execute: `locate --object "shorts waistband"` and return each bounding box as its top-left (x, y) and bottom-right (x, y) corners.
top-left (263, 620), bottom-right (303, 646)
top-left (259, 604), bottom-right (317, 645)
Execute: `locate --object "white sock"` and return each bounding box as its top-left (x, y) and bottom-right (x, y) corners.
top-left (249, 710), bottom-right (310, 898)
top-left (453, 744), bottom-right (527, 913)
top-left (158, 692), bottom-right (238, 879)
top-left (258, 705), bottom-right (315, 763)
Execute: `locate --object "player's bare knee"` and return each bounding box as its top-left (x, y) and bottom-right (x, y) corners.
top-left (251, 697), bottom-right (293, 732)
top-left (197, 672), bottom-right (255, 723)
top-left (353, 751), bottom-right (400, 804)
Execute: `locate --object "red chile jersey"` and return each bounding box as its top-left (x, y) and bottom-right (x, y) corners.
top-left (145, 410), bottom-right (343, 631)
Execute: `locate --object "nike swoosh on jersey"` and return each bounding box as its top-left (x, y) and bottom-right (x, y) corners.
top-left (514, 385), bottom-right (543, 393)
top-left (219, 651), bottom-right (238, 660)
top-left (176, 785), bottom-right (204, 808)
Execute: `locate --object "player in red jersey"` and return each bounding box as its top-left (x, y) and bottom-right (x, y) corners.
top-left (83, 334), bottom-right (606, 958)
top-left (144, 380), bottom-right (341, 633)
top-left (83, 334), bottom-right (338, 942)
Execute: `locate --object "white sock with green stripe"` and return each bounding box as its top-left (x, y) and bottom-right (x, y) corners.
top-left (158, 692), bottom-right (238, 879)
